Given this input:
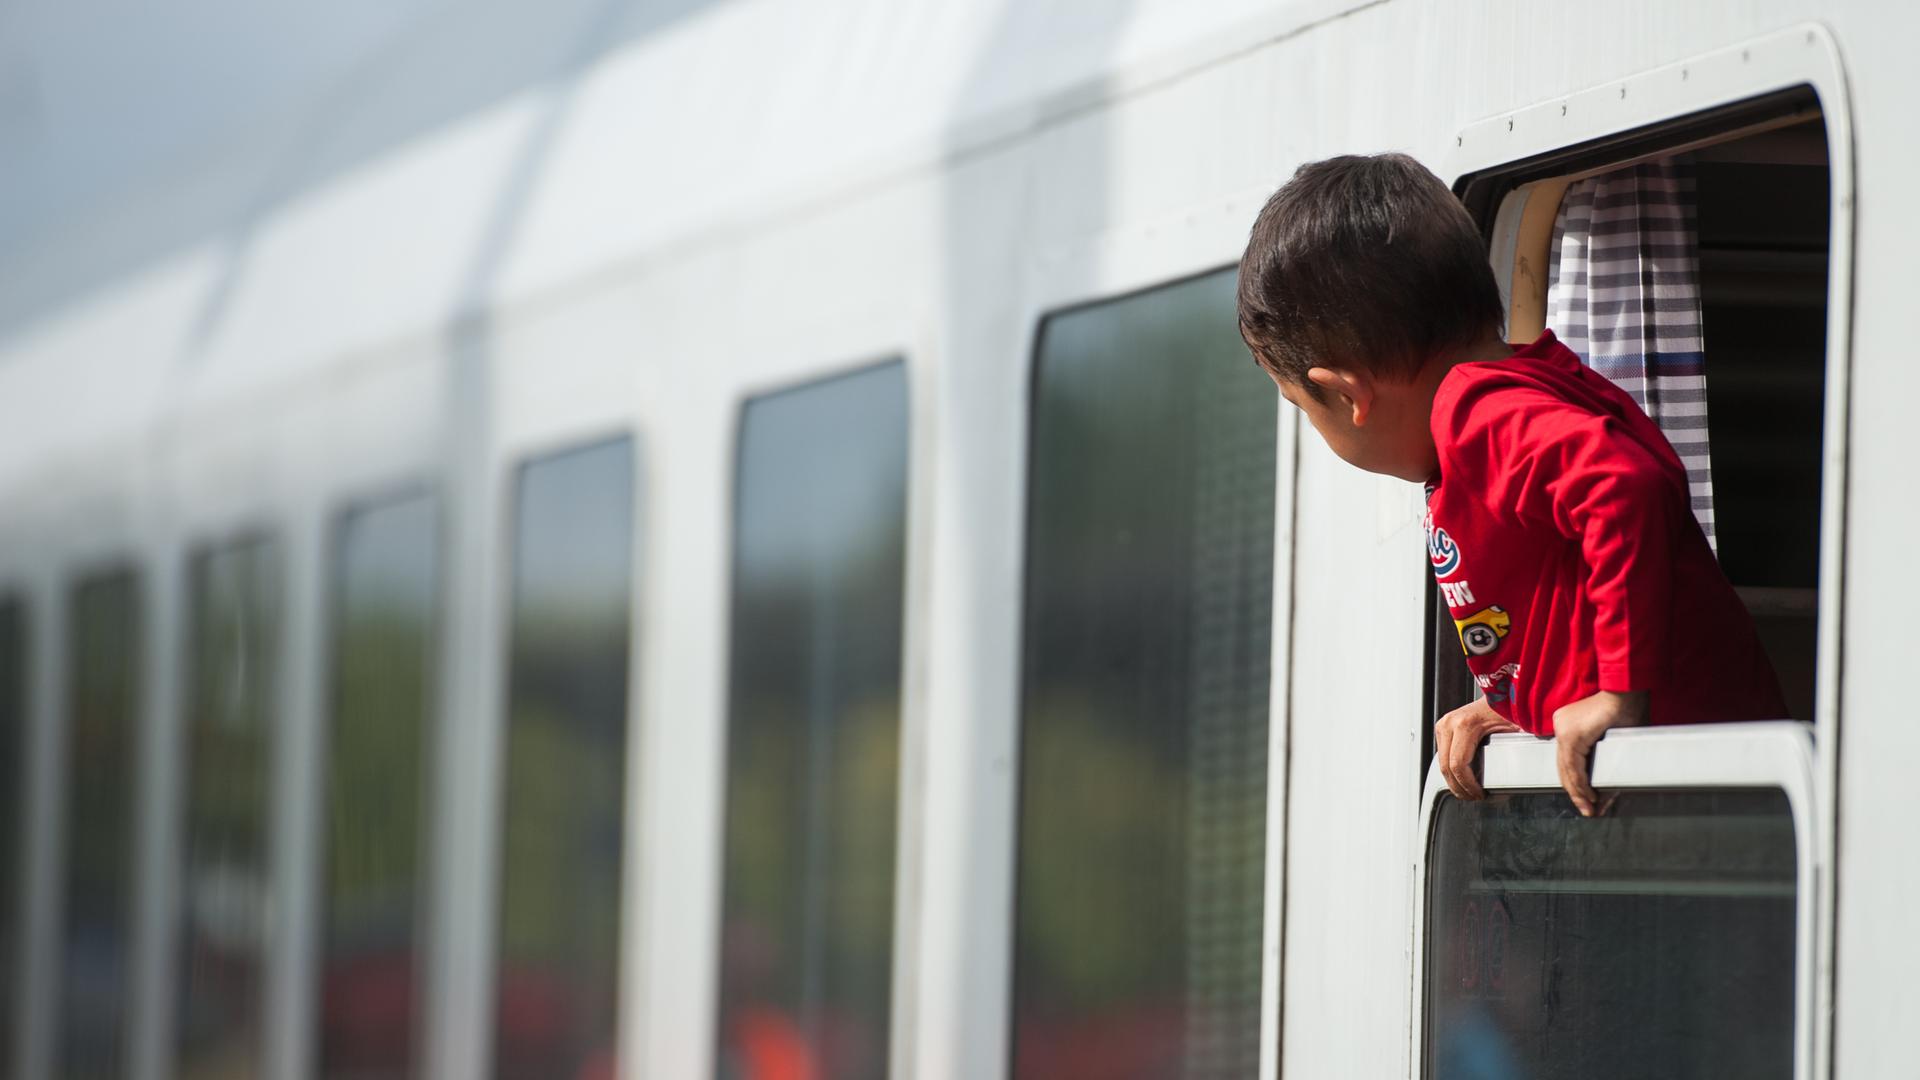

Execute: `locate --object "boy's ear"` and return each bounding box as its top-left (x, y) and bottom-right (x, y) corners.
top-left (1306, 366), bottom-right (1375, 427)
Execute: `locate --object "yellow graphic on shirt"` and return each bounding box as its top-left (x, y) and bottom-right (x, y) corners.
top-left (1455, 605), bottom-right (1512, 657)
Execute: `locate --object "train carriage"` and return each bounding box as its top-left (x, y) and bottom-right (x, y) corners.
top-left (0, 2), bottom-right (1914, 1078)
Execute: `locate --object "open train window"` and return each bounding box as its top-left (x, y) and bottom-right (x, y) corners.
top-left (1422, 26), bottom-right (1850, 1080)
top-left (1435, 84), bottom-right (1834, 728)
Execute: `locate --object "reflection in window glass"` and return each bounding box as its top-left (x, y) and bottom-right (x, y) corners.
top-left (0, 598), bottom-right (22, 1074)
top-left (60, 571), bottom-right (140, 1080)
top-left (717, 362), bottom-right (909, 1080)
top-left (179, 538), bottom-right (282, 1080)
top-left (320, 495), bottom-right (438, 1079)
top-left (1013, 270), bottom-right (1276, 1080)
top-left (1424, 790), bottom-right (1796, 1079)
top-left (495, 438), bottom-right (634, 1080)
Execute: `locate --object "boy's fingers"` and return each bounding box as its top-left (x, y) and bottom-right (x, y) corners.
top-left (1434, 723), bottom-right (1462, 798)
top-left (1449, 726), bottom-right (1484, 800)
top-left (1558, 736), bottom-right (1597, 817)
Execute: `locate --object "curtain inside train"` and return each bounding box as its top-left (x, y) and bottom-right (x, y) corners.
top-left (1546, 157), bottom-right (1715, 547)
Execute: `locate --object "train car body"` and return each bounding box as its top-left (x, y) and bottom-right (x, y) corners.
top-left (0, 1), bottom-right (1913, 1078)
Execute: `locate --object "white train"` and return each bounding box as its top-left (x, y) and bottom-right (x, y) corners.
top-left (0, 2), bottom-right (1911, 1078)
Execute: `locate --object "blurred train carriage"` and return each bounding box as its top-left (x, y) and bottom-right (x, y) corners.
top-left (0, 2), bottom-right (1913, 1079)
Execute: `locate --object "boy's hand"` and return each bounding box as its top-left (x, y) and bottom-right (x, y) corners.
top-left (1434, 698), bottom-right (1521, 801)
top-left (1551, 689), bottom-right (1650, 817)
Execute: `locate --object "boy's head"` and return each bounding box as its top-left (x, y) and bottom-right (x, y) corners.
top-left (1238, 153), bottom-right (1504, 480)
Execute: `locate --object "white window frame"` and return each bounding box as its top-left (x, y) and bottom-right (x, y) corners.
top-left (1409, 720), bottom-right (1819, 1080)
top-left (1432, 23), bottom-right (1852, 1080)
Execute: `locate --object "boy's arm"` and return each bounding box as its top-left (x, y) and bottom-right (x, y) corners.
top-left (1445, 384), bottom-right (1683, 694)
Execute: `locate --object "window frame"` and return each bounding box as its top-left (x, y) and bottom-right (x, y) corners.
top-left (1432, 25), bottom-right (1853, 1078)
top-left (1410, 720), bottom-right (1819, 1080)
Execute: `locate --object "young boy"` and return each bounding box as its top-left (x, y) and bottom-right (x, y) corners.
top-left (1237, 152), bottom-right (1786, 815)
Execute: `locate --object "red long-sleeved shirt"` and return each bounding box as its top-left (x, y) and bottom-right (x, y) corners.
top-left (1425, 329), bottom-right (1786, 734)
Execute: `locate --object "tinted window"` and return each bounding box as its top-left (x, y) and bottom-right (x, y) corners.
top-left (320, 495), bottom-right (438, 1079)
top-left (717, 361), bottom-right (909, 1080)
top-left (0, 598), bottom-right (22, 1074)
top-left (1013, 269), bottom-right (1276, 1080)
top-left (495, 438), bottom-right (635, 1080)
top-left (60, 570), bottom-right (140, 1080)
top-left (179, 538), bottom-right (282, 1080)
top-left (1423, 789), bottom-right (1796, 1079)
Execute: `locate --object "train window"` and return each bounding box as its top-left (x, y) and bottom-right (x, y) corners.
top-left (716, 360), bottom-right (909, 1080)
top-left (1439, 88), bottom-right (1833, 726)
top-left (179, 536), bottom-right (282, 1080)
top-left (1424, 787), bottom-right (1796, 1077)
top-left (59, 569), bottom-right (141, 1080)
top-left (495, 436), bottom-right (635, 1080)
top-left (1013, 269), bottom-right (1276, 1079)
top-left (0, 597), bottom-right (22, 1074)
top-left (318, 493), bottom-right (439, 1078)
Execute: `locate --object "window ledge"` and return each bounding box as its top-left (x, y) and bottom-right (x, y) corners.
top-left (1476, 720), bottom-right (1814, 791)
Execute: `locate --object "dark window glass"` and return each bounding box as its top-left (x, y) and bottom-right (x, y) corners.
top-left (179, 538), bottom-right (282, 1080)
top-left (0, 598), bottom-right (23, 1075)
top-left (1423, 789), bottom-right (1796, 1079)
top-left (495, 437), bottom-right (634, 1080)
top-left (60, 570), bottom-right (140, 1080)
top-left (1013, 269), bottom-right (1276, 1080)
top-left (319, 494), bottom-right (439, 1079)
top-left (717, 361), bottom-right (909, 1080)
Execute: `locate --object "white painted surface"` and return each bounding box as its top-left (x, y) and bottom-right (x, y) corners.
top-left (0, 2), bottom-right (1915, 1078)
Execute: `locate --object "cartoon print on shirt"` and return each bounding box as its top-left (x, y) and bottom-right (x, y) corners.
top-left (1422, 484), bottom-right (1463, 579)
top-left (1454, 605), bottom-right (1511, 657)
top-left (1427, 522), bottom-right (1461, 578)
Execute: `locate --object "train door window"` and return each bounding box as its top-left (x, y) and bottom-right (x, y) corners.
top-left (495, 436), bottom-right (635, 1080)
top-left (179, 536), bottom-right (282, 1080)
top-left (59, 568), bottom-right (141, 1080)
top-left (1439, 86), bottom-right (1834, 726)
top-left (1417, 727), bottom-right (1811, 1079)
top-left (1012, 268), bottom-right (1276, 1080)
top-left (0, 597), bottom-right (23, 1074)
top-left (318, 493), bottom-right (439, 1079)
top-left (716, 360), bottom-right (909, 1080)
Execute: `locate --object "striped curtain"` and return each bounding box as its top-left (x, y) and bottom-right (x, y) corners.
top-left (1546, 158), bottom-right (1714, 547)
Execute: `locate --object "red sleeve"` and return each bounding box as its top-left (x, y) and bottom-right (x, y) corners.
top-left (1437, 376), bottom-right (1682, 692)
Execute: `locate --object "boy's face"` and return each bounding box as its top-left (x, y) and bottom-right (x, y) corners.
top-left (1271, 366), bottom-right (1440, 483)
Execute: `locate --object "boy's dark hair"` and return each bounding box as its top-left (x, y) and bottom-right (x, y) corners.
top-left (1237, 153), bottom-right (1503, 398)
